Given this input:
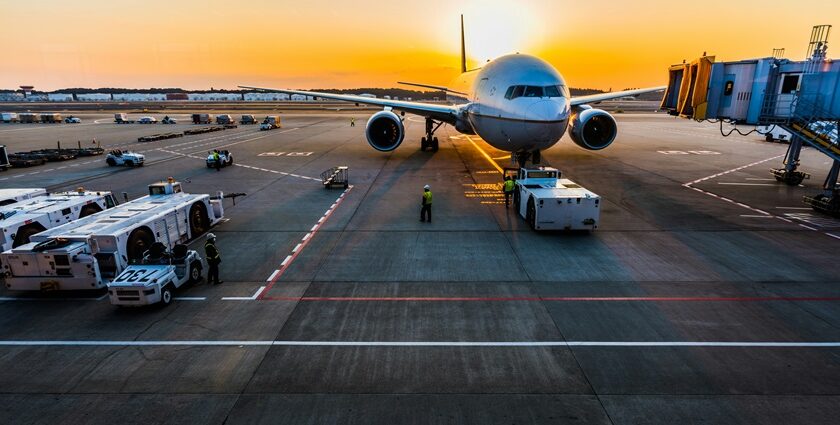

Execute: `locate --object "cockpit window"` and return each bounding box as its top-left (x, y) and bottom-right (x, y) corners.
top-left (505, 85), bottom-right (567, 100)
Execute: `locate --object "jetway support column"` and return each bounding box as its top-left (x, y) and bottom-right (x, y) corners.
top-left (771, 134), bottom-right (810, 185)
top-left (803, 158), bottom-right (840, 216)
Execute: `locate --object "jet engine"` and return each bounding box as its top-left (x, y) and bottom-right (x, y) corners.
top-left (365, 110), bottom-right (405, 152)
top-left (568, 107), bottom-right (617, 150)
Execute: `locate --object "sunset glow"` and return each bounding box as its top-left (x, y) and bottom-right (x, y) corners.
top-left (1, 0), bottom-right (837, 91)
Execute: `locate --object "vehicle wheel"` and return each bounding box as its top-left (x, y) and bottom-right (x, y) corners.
top-left (189, 261), bottom-right (202, 284)
top-left (161, 284), bottom-right (173, 306)
top-left (420, 137), bottom-right (427, 151)
top-left (526, 197), bottom-right (536, 229)
top-left (765, 134), bottom-right (774, 143)
top-left (106, 158), bottom-right (116, 166)
top-left (138, 162), bottom-right (144, 167)
top-left (432, 137), bottom-right (439, 152)
top-left (126, 227), bottom-right (155, 261)
top-left (189, 202), bottom-right (209, 237)
top-left (227, 157), bottom-right (233, 166)
top-left (79, 203), bottom-right (103, 218)
top-left (125, 160), bottom-right (134, 167)
top-left (13, 223), bottom-right (47, 248)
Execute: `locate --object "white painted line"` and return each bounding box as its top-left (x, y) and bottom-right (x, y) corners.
top-left (266, 269), bottom-right (281, 282)
top-left (281, 255), bottom-right (292, 266)
top-left (825, 233), bottom-right (840, 240)
top-left (222, 285), bottom-right (267, 301)
top-left (740, 215), bottom-right (774, 218)
top-left (776, 207), bottom-right (813, 210)
top-left (310, 224), bottom-right (318, 232)
top-left (0, 340), bottom-right (837, 348)
top-left (799, 224), bottom-right (818, 231)
top-left (718, 182), bottom-right (777, 186)
top-left (173, 297), bottom-right (206, 301)
top-left (302, 233), bottom-right (312, 241)
top-left (292, 243), bottom-right (302, 253)
top-left (0, 296), bottom-right (104, 302)
top-left (317, 217), bottom-right (325, 223)
top-left (777, 217), bottom-right (794, 223)
top-left (745, 178), bottom-right (776, 181)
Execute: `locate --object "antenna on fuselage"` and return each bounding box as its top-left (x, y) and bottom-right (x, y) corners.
top-left (460, 14), bottom-right (467, 73)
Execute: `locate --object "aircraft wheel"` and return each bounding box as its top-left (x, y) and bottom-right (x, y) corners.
top-left (432, 137), bottom-right (439, 152)
top-left (420, 137), bottom-right (427, 151)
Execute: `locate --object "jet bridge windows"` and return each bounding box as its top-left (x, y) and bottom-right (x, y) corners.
top-left (505, 85), bottom-right (568, 100)
top-left (780, 74), bottom-right (801, 94)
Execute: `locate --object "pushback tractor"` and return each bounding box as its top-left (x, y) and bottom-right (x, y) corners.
top-left (1, 179), bottom-right (224, 291)
top-left (510, 166), bottom-right (600, 231)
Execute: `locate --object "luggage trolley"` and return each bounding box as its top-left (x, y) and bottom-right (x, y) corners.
top-left (321, 166), bottom-right (349, 189)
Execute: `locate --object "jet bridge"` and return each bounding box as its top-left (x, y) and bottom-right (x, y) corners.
top-left (662, 25), bottom-right (840, 216)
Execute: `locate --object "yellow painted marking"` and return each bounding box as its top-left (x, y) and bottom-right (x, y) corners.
top-left (464, 135), bottom-right (504, 173)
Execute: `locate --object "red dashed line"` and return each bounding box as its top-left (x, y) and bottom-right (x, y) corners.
top-left (258, 186), bottom-right (353, 300)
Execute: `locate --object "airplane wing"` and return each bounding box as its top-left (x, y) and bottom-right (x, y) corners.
top-left (570, 86), bottom-right (666, 106)
top-left (239, 85), bottom-right (460, 123)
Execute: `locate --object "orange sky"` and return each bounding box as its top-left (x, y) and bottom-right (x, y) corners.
top-left (1, 0), bottom-right (836, 91)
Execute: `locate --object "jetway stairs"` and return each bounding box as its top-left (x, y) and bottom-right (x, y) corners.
top-left (661, 25), bottom-right (840, 216)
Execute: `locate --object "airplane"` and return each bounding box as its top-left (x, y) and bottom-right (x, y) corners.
top-left (241, 15), bottom-right (665, 166)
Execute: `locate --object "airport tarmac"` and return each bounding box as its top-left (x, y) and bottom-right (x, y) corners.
top-left (1, 111), bottom-right (840, 424)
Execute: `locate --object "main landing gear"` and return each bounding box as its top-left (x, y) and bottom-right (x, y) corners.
top-left (514, 149), bottom-right (541, 168)
top-left (420, 118), bottom-right (443, 152)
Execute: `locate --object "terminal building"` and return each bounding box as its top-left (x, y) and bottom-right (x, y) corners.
top-left (662, 25), bottom-right (840, 216)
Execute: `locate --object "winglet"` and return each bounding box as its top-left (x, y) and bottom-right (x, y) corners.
top-left (460, 14), bottom-right (467, 73)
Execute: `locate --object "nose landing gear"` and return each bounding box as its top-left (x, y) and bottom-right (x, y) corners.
top-left (420, 118), bottom-right (443, 152)
top-left (514, 149), bottom-right (541, 168)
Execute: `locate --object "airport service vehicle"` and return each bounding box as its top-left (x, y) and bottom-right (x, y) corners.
top-left (40, 113), bottom-right (62, 123)
top-left (511, 167), bottom-right (600, 231)
top-left (758, 125), bottom-right (793, 143)
top-left (0, 145), bottom-right (10, 171)
top-left (114, 113), bottom-right (135, 124)
top-left (206, 150), bottom-right (233, 168)
top-left (161, 116), bottom-right (178, 124)
top-left (108, 242), bottom-right (202, 306)
top-left (192, 113), bottom-right (212, 124)
top-left (260, 116), bottom-right (281, 130)
top-left (0, 188), bottom-right (47, 206)
top-left (216, 114), bottom-right (234, 125)
top-left (0, 189), bottom-right (117, 252)
top-left (138, 117), bottom-right (157, 124)
top-left (240, 114), bottom-right (257, 124)
top-left (106, 150), bottom-right (145, 167)
top-left (2, 178), bottom-right (224, 291)
top-left (240, 15), bottom-right (663, 166)
top-left (64, 116), bottom-right (81, 124)
top-left (1, 113), bottom-right (18, 123)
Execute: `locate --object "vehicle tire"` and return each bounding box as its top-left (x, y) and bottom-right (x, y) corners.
top-left (161, 284), bottom-right (173, 306)
top-left (526, 197), bottom-right (536, 230)
top-left (189, 202), bottom-right (209, 237)
top-left (189, 261), bottom-right (202, 284)
top-left (432, 137), bottom-right (439, 152)
top-left (138, 162), bottom-right (144, 167)
top-left (227, 157), bottom-right (233, 166)
top-left (79, 203), bottom-right (103, 218)
top-left (12, 223), bottom-right (47, 248)
top-left (126, 227), bottom-right (155, 261)
top-left (125, 160), bottom-right (134, 167)
top-left (420, 137), bottom-right (427, 151)
top-left (765, 134), bottom-right (774, 143)
top-left (106, 158), bottom-right (116, 166)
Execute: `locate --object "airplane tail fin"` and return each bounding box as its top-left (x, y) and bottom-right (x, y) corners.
top-left (460, 14), bottom-right (467, 73)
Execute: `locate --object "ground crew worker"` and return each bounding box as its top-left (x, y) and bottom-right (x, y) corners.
top-left (204, 233), bottom-right (222, 285)
top-left (420, 184), bottom-right (433, 223)
top-left (503, 175), bottom-right (515, 207)
top-left (350, 117), bottom-right (355, 127)
top-left (213, 149), bottom-right (221, 172)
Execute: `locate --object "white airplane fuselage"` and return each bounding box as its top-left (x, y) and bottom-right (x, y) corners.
top-left (447, 54), bottom-right (572, 152)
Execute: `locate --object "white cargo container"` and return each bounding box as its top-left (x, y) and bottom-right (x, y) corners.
top-left (513, 167), bottom-right (600, 231)
top-left (1, 179), bottom-right (224, 291)
top-left (0, 190), bottom-right (117, 252)
top-left (1, 112), bottom-right (19, 123)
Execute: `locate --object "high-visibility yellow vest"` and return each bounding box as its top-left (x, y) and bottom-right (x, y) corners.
top-left (423, 191), bottom-right (432, 205)
top-left (503, 180), bottom-right (515, 192)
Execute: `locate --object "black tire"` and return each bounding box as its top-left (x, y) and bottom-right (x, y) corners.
top-left (13, 223), bottom-right (47, 248)
top-left (161, 284), bottom-right (173, 306)
top-left (125, 160), bottom-right (134, 167)
top-left (420, 137), bottom-right (427, 151)
top-left (432, 137), bottom-right (439, 152)
top-left (106, 158), bottom-right (116, 166)
top-left (79, 203), bottom-right (103, 218)
top-left (526, 197), bottom-right (536, 230)
top-left (126, 227), bottom-right (155, 261)
top-left (189, 202), bottom-right (209, 237)
top-left (227, 157), bottom-right (233, 166)
top-left (189, 261), bottom-right (202, 284)
top-left (765, 134), bottom-right (774, 143)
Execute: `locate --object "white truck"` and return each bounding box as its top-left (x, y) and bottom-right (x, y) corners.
top-left (1, 179), bottom-right (224, 291)
top-left (0, 189), bottom-right (117, 252)
top-left (0, 188), bottom-right (47, 206)
top-left (106, 150), bottom-right (145, 167)
top-left (511, 166), bottom-right (600, 231)
top-left (206, 150), bottom-right (233, 168)
top-left (108, 242), bottom-right (202, 306)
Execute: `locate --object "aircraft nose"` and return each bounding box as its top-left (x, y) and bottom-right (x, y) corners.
top-left (525, 99), bottom-right (569, 122)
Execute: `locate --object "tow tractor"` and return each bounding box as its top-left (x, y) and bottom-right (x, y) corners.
top-left (509, 166), bottom-right (600, 231)
top-left (108, 242), bottom-right (202, 306)
top-left (106, 150), bottom-right (145, 167)
top-left (206, 150), bottom-right (233, 168)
